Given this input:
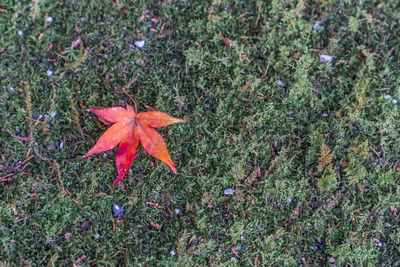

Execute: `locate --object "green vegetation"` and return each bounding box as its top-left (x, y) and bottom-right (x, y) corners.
top-left (1, 0), bottom-right (400, 265)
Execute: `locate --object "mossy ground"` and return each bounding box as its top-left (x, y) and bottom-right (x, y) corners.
top-left (1, 0), bottom-right (400, 266)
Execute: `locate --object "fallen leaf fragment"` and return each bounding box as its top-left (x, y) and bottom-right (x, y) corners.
top-left (242, 54), bottom-right (251, 63)
top-left (231, 247), bottom-right (240, 258)
top-left (390, 205), bottom-right (397, 215)
top-left (150, 221), bottom-right (161, 229)
top-left (220, 34), bottom-right (230, 48)
top-left (84, 103), bottom-right (185, 185)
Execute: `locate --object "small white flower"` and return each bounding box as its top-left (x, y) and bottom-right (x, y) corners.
top-left (46, 16), bottom-right (53, 23)
top-left (392, 99), bottom-right (398, 104)
top-left (135, 40), bottom-right (145, 48)
top-left (320, 54), bottom-right (333, 62)
top-left (313, 22), bottom-right (322, 30)
top-left (384, 94), bottom-right (391, 99)
top-left (46, 69), bottom-right (53, 76)
top-left (224, 188), bottom-right (234, 195)
top-left (17, 30), bottom-right (24, 36)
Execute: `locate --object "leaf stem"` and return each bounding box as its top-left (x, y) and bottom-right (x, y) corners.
top-left (121, 87), bottom-right (137, 113)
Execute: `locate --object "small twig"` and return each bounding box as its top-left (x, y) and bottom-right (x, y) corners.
top-left (10, 133), bottom-right (29, 142)
top-left (160, 193), bottom-right (170, 206)
top-left (231, 247), bottom-right (240, 258)
top-left (53, 160), bottom-right (65, 194)
top-left (88, 34), bottom-right (115, 54)
top-left (16, 154), bottom-right (34, 168)
top-left (196, 95), bottom-right (203, 104)
top-left (369, 146), bottom-right (380, 158)
top-left (64, 85), bottom-right (85, 139)
top-left (1, 173), bottom-right (15, 180)
top-left (254, 255), bottom-right (258, 267)
top-left (188, 235), bottom-right (196, 247)
top-left (268, 259), bottom-right (277, 266)
top-left (24, 83), bottom-right (34, 146)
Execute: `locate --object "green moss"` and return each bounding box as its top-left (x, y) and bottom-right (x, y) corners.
top-left (1, 0), bottom-right (400, 265)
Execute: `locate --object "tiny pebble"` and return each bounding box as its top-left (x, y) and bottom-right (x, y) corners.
top-left (224, 188), bottom-right (234, 195)
top-left (384, 94), bottom-right (391, 99)
top-left (113, 204), bottom-right (125, 217)
top-left (18, 30), bottom-right (24, 36)
top-left (46, 16), bottom-right (53, 23)
top-left (134, 40), bottom-right (145, 48)
top-left (313, 22), bottom-right (322, 30)
top-left (174, 208), bottom-right (181, 214)
top-left (320, 54), bottom-right (333, 62)
top-left (94, 233), bottom-right (101, 239)
top-left (328, 257), bottom-right (335, 263)
top-left (392, 99), bottom-right (398, 104)
top-left (46, 69), bottom-right (53, 76)
top-left (170, 250), bottom-right (176, 256)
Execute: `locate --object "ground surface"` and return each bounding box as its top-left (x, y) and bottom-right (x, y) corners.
top-left (1, 0), bottom-right (400, 266)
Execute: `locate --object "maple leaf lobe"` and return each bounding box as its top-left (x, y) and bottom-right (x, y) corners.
top-left (137, 111), bottom-right (186, 128)
top-left (89, 107), bottom-right (132, 123)
top-left (83, 121), bottom-right (131, 158)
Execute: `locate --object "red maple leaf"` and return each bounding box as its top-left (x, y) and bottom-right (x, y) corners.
top-left (84, 103), bottom-right (186, 185)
